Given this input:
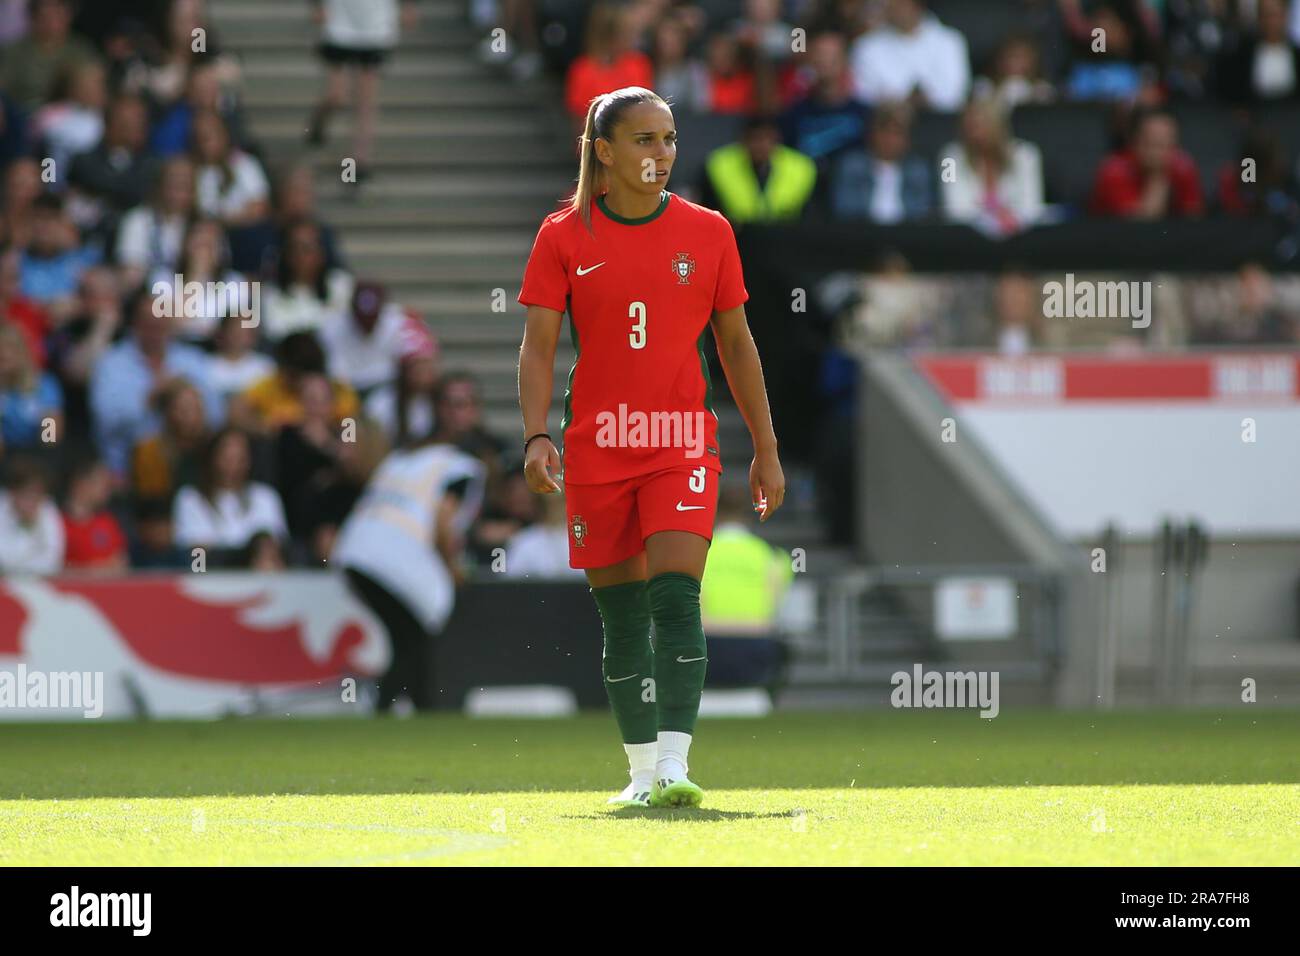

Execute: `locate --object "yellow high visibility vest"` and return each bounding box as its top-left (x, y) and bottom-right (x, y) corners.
top-left (700, 526), bottom-right (794, 633)
top-left (705, 143), bottom-right (817, 223)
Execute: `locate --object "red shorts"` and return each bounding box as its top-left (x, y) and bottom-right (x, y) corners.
top-left (563, 463), bottom-right (720, 569)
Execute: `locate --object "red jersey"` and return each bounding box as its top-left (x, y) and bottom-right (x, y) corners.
top-left (62, 511), bottom-right (126, 567)
top-left (519, 190), bottom-right (748, 485)
top-left (564, 52), bottom-right (655, 118)
top-left (1089, 149), bottom-right (1204, 217)
top-left (4, 297), bottom-right (50, 367)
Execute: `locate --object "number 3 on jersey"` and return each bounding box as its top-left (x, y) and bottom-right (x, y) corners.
top-left (628, 301), bottom-right (646, 349)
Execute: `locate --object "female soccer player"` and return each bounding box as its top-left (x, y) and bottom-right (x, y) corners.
top-left (517, 86), bottom-right (785, 808)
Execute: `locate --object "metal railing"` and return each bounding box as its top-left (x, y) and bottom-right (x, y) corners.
top-left (782, 564), bottom-right (1064, 684)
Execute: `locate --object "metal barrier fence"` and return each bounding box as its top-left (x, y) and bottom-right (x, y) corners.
top-left (781, 565), bottom-right (1064, 685)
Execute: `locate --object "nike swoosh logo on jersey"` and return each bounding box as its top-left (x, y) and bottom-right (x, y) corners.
top-left (676, 501), bottom-right (706, 511)
top-left (606, 673), bottom-right (638, 682)
top-left (676, 656), bottom-right (706, 663)
top-left (575, 262), bottom-right (606, 276)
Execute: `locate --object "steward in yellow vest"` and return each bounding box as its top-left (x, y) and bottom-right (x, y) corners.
top-left (699, 484), bottom-right (793, 690)
top-left (704, 117), bottom-right (817, 223)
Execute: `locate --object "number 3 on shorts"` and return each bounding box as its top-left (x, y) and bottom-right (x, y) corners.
top-left (688, 465), bottom-right (706, 494)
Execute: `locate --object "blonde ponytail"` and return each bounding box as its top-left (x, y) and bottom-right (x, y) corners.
top-left (572, 96), bottom-right (605, 232)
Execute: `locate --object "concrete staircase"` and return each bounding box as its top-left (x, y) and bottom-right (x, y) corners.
top-left (210, 0), bottom-right (571, 436)
top-left (211, 0), bottom-right (841, 563)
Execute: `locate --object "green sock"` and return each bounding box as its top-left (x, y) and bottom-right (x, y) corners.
top-left (590, 580), bottom-right (656, 745)
top-left (647, 572), bottom-right (707, 734)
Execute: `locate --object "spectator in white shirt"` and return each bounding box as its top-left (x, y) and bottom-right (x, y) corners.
top-left (971, 33), bottom-right (1056, 109)
top-left (849, 0), bottom-right (970, 111)
top-left (321, 280), bottom-right (409, 395)
top-left (172, 425), bottom-right (287, 556)
top-left (148, 218), bottom-right (247, 342)
top-left (115, 155), bottom-right (196, 291)
top-left (261, 219), bottom-right (352, 341)
top-left (1217, 0), bottom-right (1300, 103)
top-left (31, 59), bottom-right (106, 180)
top-left (504, 490), bottom-right (585, 580)
top-left (210, 313), bottom-right (275, 407)
top-left (939, 97), bottom-right (1044, 236)
top-left (0, 457), bottom-right (64, 575)
top-left (191, 109), bottom-right (270, 228)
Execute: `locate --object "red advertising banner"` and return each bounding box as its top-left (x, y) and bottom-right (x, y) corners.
top-left (0, 573), bottom-right (387, 720)
top-left (916, 353), bottom-right (1300, 404)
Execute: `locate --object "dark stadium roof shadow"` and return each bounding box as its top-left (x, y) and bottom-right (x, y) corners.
top-left (3, 710), bottom-right (1298, 800)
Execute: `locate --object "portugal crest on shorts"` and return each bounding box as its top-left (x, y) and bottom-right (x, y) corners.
top-left (570, 514), bottom-right (588, 547)
top-left (672, 252), bottom-right (696, 285)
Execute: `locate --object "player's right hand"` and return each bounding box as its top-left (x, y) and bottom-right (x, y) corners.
top-left (524, 438), bottom-right (562, 494)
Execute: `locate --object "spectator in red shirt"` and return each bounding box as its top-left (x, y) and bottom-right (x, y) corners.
top-left (1090, 108), bottom-right (1204, 219)
top-left (61, 457), bottom-right (127, 574)
top-left (564, 4), bottom-right (654, 135)
top-left (0, 248), bottom-right (51, 368)
top-left (703, 32), bottom-right (757, 114)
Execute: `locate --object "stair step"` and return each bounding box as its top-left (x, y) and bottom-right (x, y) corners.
top-left (341, 234), bottom-right (534, 257)
top-left (299, 156), bottom-right (570, 178)
top-left (212, 0), bottom-right (466, 30)
top-left (246, 115), bottom-right (557, 141)
top-left (345, 260), bottom-right (524, 281)
top-left (324, 208), bottom-right (557, 232)
top-left (254, 114), bottom-right (560, 140)
top-left (239, 85), bottom-right (539, 108)
top-left (376, 278), bottom-right (527, 296)
top-left (245, 102), bottom-right (549, 122)
top-left (322, 171), bottom-right (567, 196)
top-left (316, 190), bottom-right (562, 210)
top-left (226, 33), bottom-right (476, 52)
top-left (285, 132), bottom-right (567, 160)
top-left (256, 141), bottom-right (564, 170)
top-left (238, 57), bottom-right (471, 79)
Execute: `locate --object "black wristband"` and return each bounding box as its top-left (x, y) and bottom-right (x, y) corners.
top-left (524, 432), bottom-right (552, 455)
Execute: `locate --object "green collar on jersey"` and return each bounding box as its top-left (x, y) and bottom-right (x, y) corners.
top-left (596, 190), bottom-right (670, 225)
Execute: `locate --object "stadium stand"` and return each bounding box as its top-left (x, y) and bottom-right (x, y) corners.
top-left (2, 0), bottom-right (1299, 711)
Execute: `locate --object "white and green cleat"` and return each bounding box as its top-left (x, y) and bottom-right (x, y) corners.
top-left (650, 775), bottom-right (704, 808)
top-left (607, 782), bottom-right (652, 807)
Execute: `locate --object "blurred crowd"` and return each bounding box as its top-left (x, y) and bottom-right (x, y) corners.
top-left (470, 0), bottom-right (1300, 353)
top-left (536, 0), bottom-right (1300, 115)
top-left (476, 0), bottom-right (1300, 235)
top-left (467, 0), bottom-right (1300, 549)
top-left (832, 258), bottom-right (1300, 350)
top-left (0, 0), bottom-right (575, 579)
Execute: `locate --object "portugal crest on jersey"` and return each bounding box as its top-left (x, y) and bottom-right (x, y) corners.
top-left (672, 252), bottom-right (696, 285)
top-left (570, 514), bottom-right (588, 547)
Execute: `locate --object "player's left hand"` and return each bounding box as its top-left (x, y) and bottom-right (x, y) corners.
top-left (750, 448), bottom-right (785, 522)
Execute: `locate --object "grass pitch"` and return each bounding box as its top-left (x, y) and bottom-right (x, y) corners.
top-left (1, 710), bottom-right (1297, 866)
